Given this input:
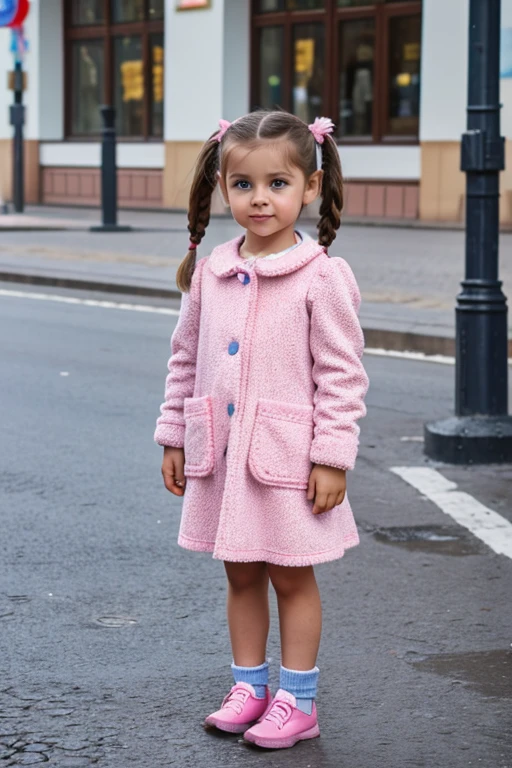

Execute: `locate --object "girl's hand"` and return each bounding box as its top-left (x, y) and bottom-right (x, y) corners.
top-left (307, 464), bottom-right (346, 515)
top-left (161, 446), bottom-right (187, 496)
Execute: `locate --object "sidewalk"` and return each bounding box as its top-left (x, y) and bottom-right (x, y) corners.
top-left (1, 205), bottom-right (511, 356)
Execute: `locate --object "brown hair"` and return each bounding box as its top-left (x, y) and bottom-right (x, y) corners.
top-left (175, 110), bottom-right (344, 293)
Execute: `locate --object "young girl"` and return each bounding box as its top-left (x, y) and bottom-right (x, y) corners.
top-left (154, 110), bottom-right (369, 749)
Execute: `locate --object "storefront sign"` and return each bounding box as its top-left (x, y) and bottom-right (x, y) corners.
top-left (176, 0), bottom-right (211, 9)
top-left (0, 0), bottom-right (18, 26)
top-left (0, 0), bottom-right (29, 27)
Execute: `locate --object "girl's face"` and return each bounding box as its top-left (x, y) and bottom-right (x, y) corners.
top-left (219, 140), bottom-right (322, 243)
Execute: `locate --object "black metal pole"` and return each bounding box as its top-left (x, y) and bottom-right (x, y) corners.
top-left (10, 60), bottom-right (25, 213)
top-left (424, 0), bottom-right (512, 463)
top-left (90, 105), bottom-right (130, 232)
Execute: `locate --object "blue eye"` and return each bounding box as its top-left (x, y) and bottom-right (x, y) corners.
top-left (234, 180), bottom-right (251, 190)
top-left (271, 179), bottom-right (287, 189)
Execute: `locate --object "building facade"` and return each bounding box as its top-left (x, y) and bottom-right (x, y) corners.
top-left (0, 0), bottom-right (511, 223)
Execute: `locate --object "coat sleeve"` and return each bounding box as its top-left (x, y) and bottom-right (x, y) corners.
top-left (307, 256), bottom-right (369, 471)
top-left (154, 258), bottom-right (205, 448)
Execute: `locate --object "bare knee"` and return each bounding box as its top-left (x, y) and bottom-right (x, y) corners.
top-left (268, 565), bottom-right (316, 600)
top-left (224, 561), bottom-right (268, 593)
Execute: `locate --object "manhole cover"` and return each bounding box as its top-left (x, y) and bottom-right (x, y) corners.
top-left (372, 526), bottom-right (481, 555)
top-left (95, 616), bottom-right (137, 627)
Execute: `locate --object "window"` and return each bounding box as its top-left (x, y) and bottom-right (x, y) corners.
top-left (387, 14), bottom-right (421, 136)
top-left (338, 18), bottom-right (375, 138)
top-left (293, 23), bottom-right (325, 123)
top-left (259, 27), bottom-right (284, 109)
top-left (71, 40), bottom-right (104, 135)
top-left (65, 0), bottom-right (164, 138)
top-left (252, 0), bottom-right (422, 143)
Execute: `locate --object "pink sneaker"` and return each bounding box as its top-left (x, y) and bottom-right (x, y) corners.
top-left (243, 689), bottom-right (320, 749)
top-left (204, 682), bottom-right (272, 734)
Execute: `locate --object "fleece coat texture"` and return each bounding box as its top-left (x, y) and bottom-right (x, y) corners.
top-left (154, 235), bottom-right (369, 566)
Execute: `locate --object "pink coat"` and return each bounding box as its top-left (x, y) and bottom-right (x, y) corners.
top-left (154, 235), bottom-right (369, 566)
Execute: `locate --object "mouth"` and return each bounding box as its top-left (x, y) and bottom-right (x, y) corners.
top-left (250, 215), bottom-right (273, 222)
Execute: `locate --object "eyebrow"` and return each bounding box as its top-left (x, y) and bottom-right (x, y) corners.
top-left (227, 170), bottom-right (294, 179)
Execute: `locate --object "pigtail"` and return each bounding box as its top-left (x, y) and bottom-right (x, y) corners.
top-left (175, 136), bottom-right (220, 293)
top-left (317, 135), bottom-right (344, 250)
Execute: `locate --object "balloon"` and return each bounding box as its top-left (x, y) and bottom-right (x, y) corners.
top-left (7, 0), bottom-right (29, 27)
top-left (0, 0), bottom-right (18, 27)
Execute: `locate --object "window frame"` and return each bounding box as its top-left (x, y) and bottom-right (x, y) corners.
top-left (251, 0), bottom-right (422, 145)
top-left (64, 0), bottom-right (164, 141)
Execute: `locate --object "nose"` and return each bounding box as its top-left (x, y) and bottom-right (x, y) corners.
top-left (250, 185), bottom-right (269, 207)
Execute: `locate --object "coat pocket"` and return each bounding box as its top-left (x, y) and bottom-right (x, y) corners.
top-left (183, 395), bottom-right (215, 477)
top-left (248, 399), bottom-right (314, 490)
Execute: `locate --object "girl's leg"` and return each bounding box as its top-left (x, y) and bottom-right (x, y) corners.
top-left (267, 564), bottom-right (321, 670)
top-left (243, 565), bottom-right (321, 748)
top-left (204, 562), bottom-right (271, 733)
top-left (224, 561), bottom-right (270, 666)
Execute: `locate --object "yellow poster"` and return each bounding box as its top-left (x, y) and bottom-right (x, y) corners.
top-left (121, 60), bottom-right (143, 102)
top-left (295, 38), bottom-right (315, 77)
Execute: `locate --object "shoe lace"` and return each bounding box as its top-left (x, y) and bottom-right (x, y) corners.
top-left (222, 687), bottom-right (250, 716)
top-left (265, 700), bottom-right (293, 730)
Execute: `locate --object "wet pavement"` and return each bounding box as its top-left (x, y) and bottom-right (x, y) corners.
top-left (412, 650), bottom-right (512, 700)
top-left (1, 289), bottom-right (511, 767)
top-left (369, 524), bottom-right (484, 556)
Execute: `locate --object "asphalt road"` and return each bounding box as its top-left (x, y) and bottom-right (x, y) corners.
top-left (1, 286), bottom-right (511, 768)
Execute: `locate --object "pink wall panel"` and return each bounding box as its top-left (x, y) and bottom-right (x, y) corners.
top-left (41, 167), bottom-right (164, 208)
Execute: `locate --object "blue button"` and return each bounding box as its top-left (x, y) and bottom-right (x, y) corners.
top-left (228, 341), bottom-right (239, 355)
top-left (243, 274), bottom-right (250, 285)
top-left (227, 403), bottom-right (235, 416)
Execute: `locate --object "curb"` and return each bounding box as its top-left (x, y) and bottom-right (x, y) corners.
top-left (0, 225), bottom-right (188, 234)
top-left (362, 327), bottom-right (455, 357)
top-left (0, 270), bottom-right (181, 301)
top-left (0, 225), bottom-right (73, 232)
top-left (2, 212), bottom-right (511, 234)
top-left (18, 203), bottom-right (512, 232)
top-left (2, 269), bottom-right (511, 357)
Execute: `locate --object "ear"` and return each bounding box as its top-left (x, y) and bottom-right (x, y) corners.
top-left (217, 170), bottom-right (229, 208)
top-left (303, 170), bottom-right (323, 206)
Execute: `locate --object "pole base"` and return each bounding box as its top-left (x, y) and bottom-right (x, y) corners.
top-left (89, 224), bottom-right (132, 233)
top-left (424, 415), bottom-right (512, 464)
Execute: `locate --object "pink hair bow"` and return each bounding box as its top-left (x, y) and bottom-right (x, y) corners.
top-left (213, 119), bottom-right (232, 143)
top-left (308, 117), bottom-right (335, 144)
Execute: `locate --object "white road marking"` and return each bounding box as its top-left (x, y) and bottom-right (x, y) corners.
top-left (0, 288), bottom-right (180, 316)
top-left (391, 466), bottom-right (512, 559)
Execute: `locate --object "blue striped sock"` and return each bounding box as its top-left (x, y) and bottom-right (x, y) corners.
top-left (231, 661), bottom-right (269, 699)
top-left (280, 665), bottom-right (319, 715)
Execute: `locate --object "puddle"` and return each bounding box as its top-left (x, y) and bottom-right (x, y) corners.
top-left (412, 650), bottom-right (512, 698)
top-left (372, 525), bottom-right (481, 556)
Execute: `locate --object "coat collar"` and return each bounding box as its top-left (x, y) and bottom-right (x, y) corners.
top-left (207, 234), bottom-right (325, 279)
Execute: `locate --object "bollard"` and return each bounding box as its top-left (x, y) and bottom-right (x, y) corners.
top-left (90, 105), bottom-right (131, 232)
top-left (0, 191), bottom-right (8, 214)
top-left (424, 0), bottom-right (512, 464)
top-left (10, 60), bottom-right (24, 213)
